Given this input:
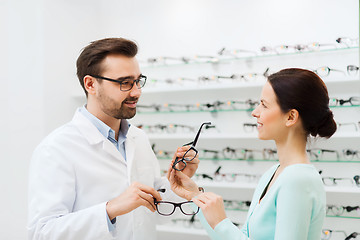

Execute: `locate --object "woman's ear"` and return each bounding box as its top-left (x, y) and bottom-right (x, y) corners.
top-left (285, 109), bottom-right (299, 127)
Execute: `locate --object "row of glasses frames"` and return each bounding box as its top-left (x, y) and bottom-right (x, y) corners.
top-left (137, 123), bottom-right (219, 134)
top-left (142, 37), bottom-right (359, 65)
top-left (154, 146), bottom-right (360, 162)
top-left (194, 166), bottom-right (261, 183)
top-left (326, 204), bottom-right (360, 217)
top-left (137, 96), bottom-right (360, 114)
top-left (137, 99), bottom-right (259, 113)
top-left (319, 171), bottom-right (360, 188)
top-left (147, 65), bottom-right (359, 88)
top-left (321, 229), bottom-right (359, 240)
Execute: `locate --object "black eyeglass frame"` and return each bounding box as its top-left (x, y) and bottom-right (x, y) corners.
top-left (154, 199), bottom-right (200, 216)
top-left (91, 74), bottom-right (147, 91)
top-left (172, 122), bottom-right (212, 171)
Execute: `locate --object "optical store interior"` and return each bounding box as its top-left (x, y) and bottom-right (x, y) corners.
top-left (2, 0), bottom-right (359, 239)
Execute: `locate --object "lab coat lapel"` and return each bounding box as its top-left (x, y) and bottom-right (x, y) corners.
top-left (102, 140), bottom-right (127, 165)
top-left (125, 135), bottom-right (136, 183)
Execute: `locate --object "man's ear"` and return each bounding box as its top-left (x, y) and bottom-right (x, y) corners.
top-left (285, 109), bottom-right (299, 127)
top-left (83, 75), bottom-right (96, 95)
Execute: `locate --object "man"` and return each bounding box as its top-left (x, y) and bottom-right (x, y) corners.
top-left (28, 38), bottom-right (199, 240)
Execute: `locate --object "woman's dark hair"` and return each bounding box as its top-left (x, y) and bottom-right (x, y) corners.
top-left (267, 68), bottom-right (336, 138)
top-left (76, 38), bottom-right (138, 96)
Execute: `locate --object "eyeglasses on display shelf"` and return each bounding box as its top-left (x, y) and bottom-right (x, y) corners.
top-left (343, 149), bottom-right (360, 160)
top-left (243, 123), bottom-right (258, 133)
top-left (336, 37), bottom-right (359, 47)
top-left (347, 65), bottom-right (359, 76)
top-left (223, 200), bottom-right (251, 211)
top-left (163, 103), bottom-right (199, 112)
top-left (227, 99), bottom-right (259, 111)
top-left (326, 204), bottom-right (360, 217)
top-left (321, 229), bottom-right (348, 240)
top-left (313, 66), bottom-right (345, 77)
top-left (91, 74), bottom-right (147, 91)
top-left (213, 166), bottom-right (259, 183)
top-left (154, 189), bottom-right (199, 216)
top-left (321, 175), bottom-right (360, 187)
top-left (307, 149), bottom-right (340, 161)
top-left (172, 122), bottom-right (212, 171)
top-left (193, 55), bottom-right (219, 63)
top-left (336, 121), bottom-right (360, 132)
top-left (137, 123), bottom-right (196, 134)
top-left (217, 47), bottom-right (257, 57)
top-left (329, 97), bottom-right (360, 107)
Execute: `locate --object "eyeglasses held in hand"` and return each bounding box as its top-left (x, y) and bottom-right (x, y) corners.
top-left (91, 74), bottom-right (147, 91)
top-left (172, 122), bottom-right (212, 171)
top-left (154, 189), bottom-right (199, 216)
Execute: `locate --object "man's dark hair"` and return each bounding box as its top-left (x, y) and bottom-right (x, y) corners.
top-left (76, 38), bottom-right (138, 96)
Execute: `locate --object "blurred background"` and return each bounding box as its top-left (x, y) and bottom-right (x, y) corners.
top-left (0, 0), bottom-right (358, 239)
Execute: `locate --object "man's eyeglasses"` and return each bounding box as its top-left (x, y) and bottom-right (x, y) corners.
top-left (154, 189), bottom-right (199, 216)
top-left (91, 74), bottom-right (147, 91)
top-left (172, 122), bottom-right (212, 171)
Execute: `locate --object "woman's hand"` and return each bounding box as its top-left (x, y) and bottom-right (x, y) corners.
top-left (167, 157), bottom-right (201, 200)
top-left (192, 192), bottom-right (227, 229)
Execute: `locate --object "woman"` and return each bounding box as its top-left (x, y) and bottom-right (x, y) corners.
top-left (167, 68), bottom-right (337, 240)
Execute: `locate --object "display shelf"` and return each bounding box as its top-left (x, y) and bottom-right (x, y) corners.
top-left (137, 104), bottom-right (360, 115)
top-left (326, 215), bottom-right (360, 220)
top-left (157, 157), bottom-right (360, 163)
top-left (141, 47), bottom-right (359, 69)
top-left (146, 131), bottom-right (360, 140)
top-left (185, 181), bottom-right (360, 194)
top-left (324, 186), bottom-right (360, 194)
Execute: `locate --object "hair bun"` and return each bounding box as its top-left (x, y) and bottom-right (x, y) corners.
top-left (310, 109), bottom-right (337, 138)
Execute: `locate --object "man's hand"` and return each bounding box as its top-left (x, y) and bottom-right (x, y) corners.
top-left (174, 146), bottom-right (199, 178)
top-left (106, 182), bottom-right (162, 220)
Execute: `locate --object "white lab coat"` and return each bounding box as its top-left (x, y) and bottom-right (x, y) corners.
top-left (28, 109), bottom-right (175, 240)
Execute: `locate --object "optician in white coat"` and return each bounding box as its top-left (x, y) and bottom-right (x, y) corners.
top-left (28, 108), bottom-right (179, 240)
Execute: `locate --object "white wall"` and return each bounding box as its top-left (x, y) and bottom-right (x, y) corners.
top-left (1, 0), bottom-right (358, 239)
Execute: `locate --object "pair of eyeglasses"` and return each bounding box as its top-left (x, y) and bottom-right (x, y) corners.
top-left (138, 123), bottom-right (195, 134)
top-left (343, 149), bottom-right (360, 160)
top-left (172, 122), bottom-right (212, 171)
top-left (326, 204), bottom-right (360, 216)
top-left (336, 37), bottom-right (359, 47)
top-left (213, 166), bottom-right (259, 183)
top-left (222, 147), bottom-right (264, 160)
top-left (217, 47), bottom-right (257, 57)
top-left (223, 200), bottom-right (251, 211)
top-left (322, 229), bottom-right (348, 240)
top-left (243, 123), bottom-right (258, 133)
top-left (307, 149), bottom-right (340, 161)
top-left (214, 73), bottom-right (259, 82)
top-left (227, 99), bottom-right (259, 111)
top-left (313, 66), bottom-right (345, 77)
top-left (336, 121), bottom-right (360, 132)
top-left (347, 65), bottom-right (359, 76)
top-left (137, 104), bottom-right (162, 113)
top-left (91, 74), bottom-right (147, 91)
top-left (154, 189), bottom-right (199, 216)
top-left (322, 176), bottom-right (359, 187)
top-left (329, 97), bottom-right (360, 106)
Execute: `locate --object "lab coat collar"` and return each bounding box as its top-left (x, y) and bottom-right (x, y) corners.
top-left (71, 108), bottom-right (139, 145)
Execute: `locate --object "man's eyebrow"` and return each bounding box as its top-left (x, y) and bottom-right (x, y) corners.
top-left (115, 74), bottom-right (142, 81)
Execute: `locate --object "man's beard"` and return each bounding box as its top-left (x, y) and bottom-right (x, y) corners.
top-left (98, 90), bottom-right (138, 119)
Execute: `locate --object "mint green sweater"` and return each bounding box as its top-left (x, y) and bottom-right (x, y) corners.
top-left (198, 164), bottom-right (326, 240)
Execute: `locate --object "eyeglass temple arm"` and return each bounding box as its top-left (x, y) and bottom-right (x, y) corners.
top-left (192, 122), bottom-right (211, 147)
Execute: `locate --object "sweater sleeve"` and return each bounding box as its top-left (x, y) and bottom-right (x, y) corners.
top-left (197, 210), bottom-right (250, 240)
